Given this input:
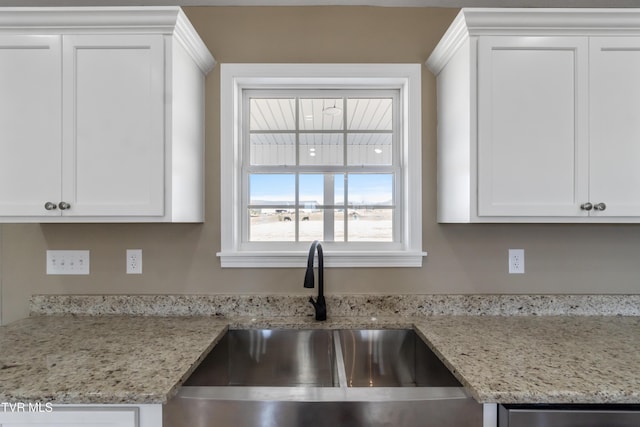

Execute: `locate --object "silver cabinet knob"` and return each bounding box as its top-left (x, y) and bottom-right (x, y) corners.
top-left (580, 202), bottom-right (593, 211)
top-left (594, 202), bottom-right (607, 211)
top-left (58, 202), bottom-right (71, 210)
top-left (44, 202), bottom-right (57, 211)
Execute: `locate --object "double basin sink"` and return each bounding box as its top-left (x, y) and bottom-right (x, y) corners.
top-left (164, 329), bottom-right (483, 427)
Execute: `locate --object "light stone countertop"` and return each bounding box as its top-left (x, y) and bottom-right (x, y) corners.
top-left (0, 315), bottom-right (229, 404)
top-left (414, 315), bottom-right (640, 404)
top-left (0, 313), bottom-right (639, 405)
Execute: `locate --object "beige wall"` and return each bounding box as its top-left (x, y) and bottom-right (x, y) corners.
top-left (2, 6), bottom-right (640, 324)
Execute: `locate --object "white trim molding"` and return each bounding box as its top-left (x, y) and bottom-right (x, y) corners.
top-left (427, 7), bottom-right (640, 75)
top-left (0, 6), bottom-right (215, 73)
top-left (218, 63), bottom-right (425, 268)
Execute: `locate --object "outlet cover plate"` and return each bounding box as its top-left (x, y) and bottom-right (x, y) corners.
top-left (46, 250), bottom-right (90, 275)
top-left (509, 249), bottom-right (525, 274)
top-left (127, 249), bottom-right (142, 274)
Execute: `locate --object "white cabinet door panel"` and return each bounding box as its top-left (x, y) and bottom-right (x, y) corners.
top-left (477, 37), bottom-right (589, 217)
top-left (62, 35), bottom-right (165, 217)
top-left (0, 406), bottom-right (136, 426)
top-left (0, 36), bottom-right (62, 217)
top-left (589, 37), bottom-right (640, 217)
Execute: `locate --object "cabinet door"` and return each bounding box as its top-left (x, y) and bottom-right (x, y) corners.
top-left (589, 37), bottom-right (640, 217)
top-left (0, 36), bottom-right (62, 217)
top-left (477, 37), bottom-right (589, 217)
top-left (62, 35), bottom-right (165, 217)
top-left (0, 406), bottom-right (136, 426)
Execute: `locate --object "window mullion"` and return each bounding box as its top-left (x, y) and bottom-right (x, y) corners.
top-left (295, 97), bottom-right (300, 242)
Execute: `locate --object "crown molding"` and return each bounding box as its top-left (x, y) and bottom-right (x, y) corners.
top-left (461, 7), bottom-right (640, 35)
top-left (0, 6), bottom-right (215, 73)
top-left (174, 8), bottom-right (216, 73)
top-left (427, 8), bottom-right (640, 75)
top-left (0, 6), bottom-right (182, 31)
top-left (425, 10), bottom-right (468, 74)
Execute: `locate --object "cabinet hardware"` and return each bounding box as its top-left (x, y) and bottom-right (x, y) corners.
top-left (58, 202), bottom-right (71, 210)
top-left (44, 202), bottom-right (57, 211)
top-left (594, 202), bottom-right (607, 211)
top-left (580, 203), bottom-right (593, 211)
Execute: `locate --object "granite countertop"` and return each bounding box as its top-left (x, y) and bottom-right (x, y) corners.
top-left (414, 315), bottom-right (640, 405)
top-left (0, 315), bottom-right (228, 404)
top-left (0, 312), bottom-right (639, 405)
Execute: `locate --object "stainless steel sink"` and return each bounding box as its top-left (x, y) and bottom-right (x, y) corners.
top-left (183, 329), bottom-right (337, 387)
top-left (337, 329), bottom-right (462, 388)
top-left (164, 329), bottom-right (483, 427)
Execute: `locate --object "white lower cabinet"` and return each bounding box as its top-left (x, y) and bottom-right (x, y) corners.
top-left (0, 407), bottom-right (136, 427)
top-left (0, 7), bottom-right (214, 223)
top-left (0, 405), bottom-right (161, 427)
top-left (427, 8), bottom-right (640, 223)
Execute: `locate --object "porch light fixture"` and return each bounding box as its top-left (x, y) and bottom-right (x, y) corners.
top-left (323, 101), bottom-right (342, 116)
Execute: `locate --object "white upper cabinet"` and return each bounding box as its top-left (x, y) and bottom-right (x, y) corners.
top-left (0, 7), bottom-right (215, 222)
top-left (589, 37), bottom-right (640, 218)
top-left (63, 35), bottom-right (165, 217)
top-left (0, 35), bottom-right (62, 218)
top-left (427, 8), bottom-right (640, 223)
top-left (477, 36), bottom-right (589, 218)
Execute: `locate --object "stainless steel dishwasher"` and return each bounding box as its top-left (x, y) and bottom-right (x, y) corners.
top-left (499, 404), bottom-right (640, 426)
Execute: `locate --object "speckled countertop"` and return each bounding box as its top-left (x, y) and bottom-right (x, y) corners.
top-left (0, 311), bottom-right (639, 406)
top-left (0, 315), bottom-right (228, 404)
top-left (413, 315), bottom-right (640, 404)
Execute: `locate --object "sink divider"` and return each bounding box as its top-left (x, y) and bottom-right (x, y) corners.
top-left (332, 331), bottom-right (349, 389)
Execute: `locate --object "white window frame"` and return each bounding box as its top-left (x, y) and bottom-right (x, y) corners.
top-left (218, 63), bottom-right (425, 268)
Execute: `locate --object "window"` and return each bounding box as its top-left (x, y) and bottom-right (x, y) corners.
top-left (246, 90), bottom-right (398, 243)
top-left (218, 64), bottom-right (424, 268)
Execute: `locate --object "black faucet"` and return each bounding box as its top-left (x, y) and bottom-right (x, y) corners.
top-left (304, 240), bottom-right (326, 321)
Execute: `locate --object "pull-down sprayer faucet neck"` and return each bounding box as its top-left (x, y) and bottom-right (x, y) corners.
top-left (304, 240), bottom-right (326, 321)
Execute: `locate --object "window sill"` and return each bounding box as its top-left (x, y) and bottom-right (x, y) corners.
top-left (217, 251), bottom-right (427, 268)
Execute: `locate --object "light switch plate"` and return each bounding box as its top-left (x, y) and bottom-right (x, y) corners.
top-left (46, 250), bottom-right (90, 275)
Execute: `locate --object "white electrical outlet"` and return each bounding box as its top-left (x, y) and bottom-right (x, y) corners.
top-left (126, 249), bottom-right (142, 274)
top-left (509, 249), bottom-right (525, 274)
top-left (46, 250), bottom-right (90, 275)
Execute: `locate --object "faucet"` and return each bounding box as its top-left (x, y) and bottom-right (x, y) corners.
top-left (304, 240), bottom-right (326, 321)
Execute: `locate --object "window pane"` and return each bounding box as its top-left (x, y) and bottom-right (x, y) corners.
top-left (347, 133), bottom-right (392, 166)
top-left (299, 210), bottom-right (323, 242)
top-left (299, 98), bottom-right (343, 131)
top-left (250, 98), bottom-right (295, 130)
top-left (299, 134), bottom-right (343, 166)
top-left (300, 174), bottom-right (324, 206)
top-left (242, 91), bottom-right (401, 247)
top-left (250, 134), bottom-right (295, 166)
top-left (348, 208), bottom-right (393, 242)
top-left (249, 174), bottom-right (295, 205)
top-left (347, 98), bottom-right (392, 131)
top-left (249, 209), bottom-right (295, 242)
top-left (348, 174), bottom-right (393, 206)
